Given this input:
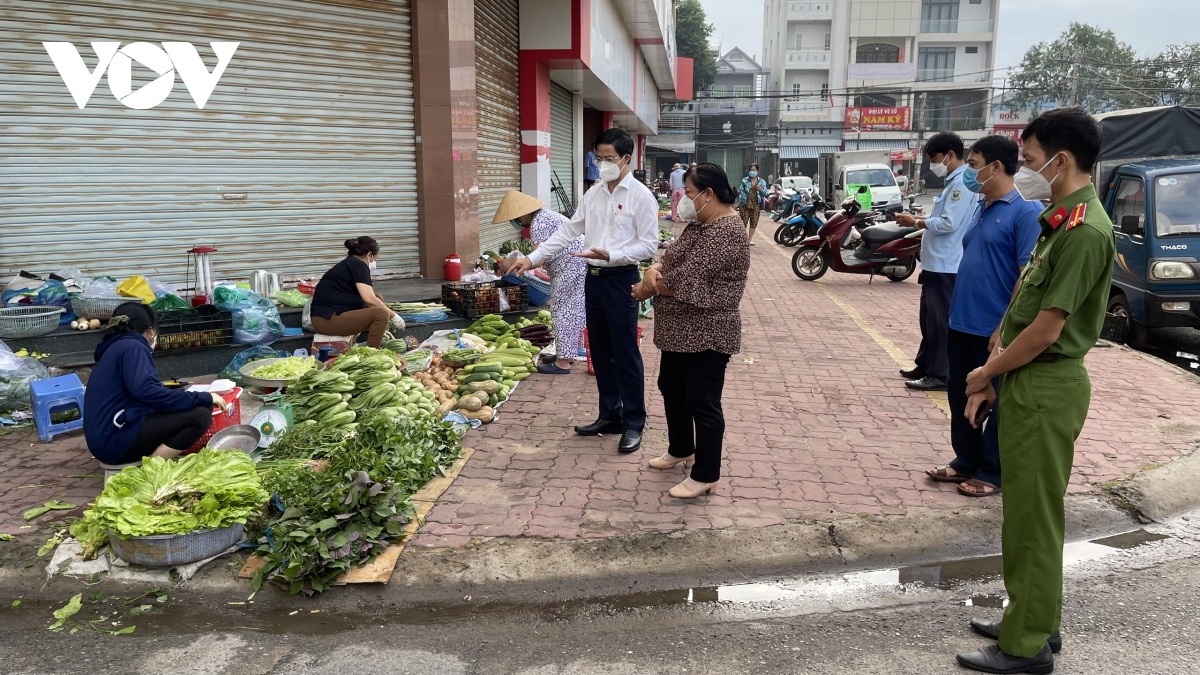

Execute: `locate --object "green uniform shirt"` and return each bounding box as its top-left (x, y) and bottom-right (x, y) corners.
top-left (998, 184), bottom-right (1115, 358)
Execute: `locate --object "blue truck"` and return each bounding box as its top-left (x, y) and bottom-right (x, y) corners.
top-left (1094, 106), bottom-right (1200, 347)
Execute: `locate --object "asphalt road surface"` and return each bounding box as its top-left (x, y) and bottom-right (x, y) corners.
top-left (2, 511), bottom-right (1197, 674)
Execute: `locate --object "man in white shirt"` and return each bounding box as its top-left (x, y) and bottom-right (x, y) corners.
top-left (668, 163), bottom-right (687, 221)
top-left (510, 128), bottom-right (659, 453)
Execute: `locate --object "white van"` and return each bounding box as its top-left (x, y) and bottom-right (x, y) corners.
top-left (834, 163), bottom-right (903, 209)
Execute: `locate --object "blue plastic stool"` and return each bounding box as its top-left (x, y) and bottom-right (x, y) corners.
top-left (30, 374), bottom-right (86, 443)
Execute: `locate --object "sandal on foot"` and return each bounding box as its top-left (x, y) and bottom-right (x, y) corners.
top-left (957, 478), bottom-right (1001, 497)
top-left (926, 465), bottom-right (970, 483)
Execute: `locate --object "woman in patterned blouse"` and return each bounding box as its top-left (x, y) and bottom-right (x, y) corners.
top-left (632, 163), bottom-right (751, 499)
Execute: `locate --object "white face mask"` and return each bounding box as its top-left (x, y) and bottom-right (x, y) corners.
top-left (929, 155), bottom-right (950, 178)
top-left (1014, 154), bottom-right (1062, 202)
top-left (368, 259), bottom-right (378, 272)
top-left (148, 331), bottom-right (157, 350)
top-left (599, 156), bottom-right (626, 183)
top-left (677, 191), bottom-right (710, 222)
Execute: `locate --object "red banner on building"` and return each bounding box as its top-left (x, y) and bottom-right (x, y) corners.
top-left (993, 124), bottom-right (1026, 150)
top-left (844, 106), bottom-right (912, 131)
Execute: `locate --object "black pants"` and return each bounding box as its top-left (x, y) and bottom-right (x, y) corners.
top-left (584, 267), bottom-right (646, 431)
top-left (947, 329), bottom-right (1002, 486)
top-left (914, 271), bottom-right (956, 381)
top-left (658, 349), bottom-right (730, 483)
top-left (121, 406), bottom-right (212, 463)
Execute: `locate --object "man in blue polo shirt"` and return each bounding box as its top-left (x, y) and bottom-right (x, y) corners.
top-left (925, 135), bottom-right (1042, 497)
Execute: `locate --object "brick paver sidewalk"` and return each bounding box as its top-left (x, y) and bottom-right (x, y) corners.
top-left (4, 230), bottom-right (1199, 544)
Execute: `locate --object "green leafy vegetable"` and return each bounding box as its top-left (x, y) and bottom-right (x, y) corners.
top-left (22, 500), bottom-right (76, 521)
top-left (49, 593), bottom-right (82, 630)
top-left (250, 356), bottom-right (318, 380)
top-left (0, 534), bottom-right (14, 542)
top-left (68, 450), bottom-right (269, 560)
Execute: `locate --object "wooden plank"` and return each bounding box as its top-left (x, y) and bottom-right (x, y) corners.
top-left (238, 447), bottom-right (474, 582)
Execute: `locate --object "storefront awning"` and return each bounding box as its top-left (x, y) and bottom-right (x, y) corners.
top-left (843, 139), bottom-right (912, 150)
top-left (646, 135), bottom-right (695, 152)
top-left (780, 145), bottom-right (841, 159)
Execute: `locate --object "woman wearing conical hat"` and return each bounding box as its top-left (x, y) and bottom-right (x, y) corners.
top-left (494, 190), bottom-right (587, 374)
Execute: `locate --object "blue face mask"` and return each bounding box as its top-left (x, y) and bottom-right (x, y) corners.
top-left (962, 163), bottom-right (995, 193)
top-left (748, 171), bottom-right (757, 178)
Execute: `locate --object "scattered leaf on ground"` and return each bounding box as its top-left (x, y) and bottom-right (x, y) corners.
top-left (48, 593), bottom-right (82, 630)
top-left (11, 599), bottom-right (23, 608)
top-left (0, 534), bottom-right (14, 541)
top-left (126, 605), bottom-right (152, 617)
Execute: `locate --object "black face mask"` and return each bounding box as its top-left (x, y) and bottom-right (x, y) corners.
top-left (511, 219), bottom-right (525, 230)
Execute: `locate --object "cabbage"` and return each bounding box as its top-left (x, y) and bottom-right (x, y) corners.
top-left (69, 450), bottom-right (269, 559)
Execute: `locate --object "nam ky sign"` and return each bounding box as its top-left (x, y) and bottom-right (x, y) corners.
top-left (844, 106), bottom-right (912, 132)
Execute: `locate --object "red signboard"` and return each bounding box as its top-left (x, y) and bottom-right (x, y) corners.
top-left (890, 149), bottom-right (916, 161)
top-left (994, 124), bottom-right (1026, 150)
top-left (844, 106), bottom-right (912, 131)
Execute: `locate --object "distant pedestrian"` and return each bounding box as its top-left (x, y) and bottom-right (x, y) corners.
top-left (895, 132), bottom-right (978, 391)
top-left (633, 162), bottom-right (749, 499)
top-left (737, 164), bottom-right (767, 245)
top-left (668, 163), bottom-right (686, 220)
top-left (583, 147), bottom-right (599, 191)
top-left (955, 108), bottom-right (1115, 674)
top-left (510, 128), bottom-right (659, 454)
top-left (925, 135), bottom-right (1041, 498)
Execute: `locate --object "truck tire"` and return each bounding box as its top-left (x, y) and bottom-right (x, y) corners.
top-left (1107, 293), bottom-right (1149, 349)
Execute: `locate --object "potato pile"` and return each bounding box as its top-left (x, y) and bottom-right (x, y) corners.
top-left (411, 354), bottom-right (460, 415)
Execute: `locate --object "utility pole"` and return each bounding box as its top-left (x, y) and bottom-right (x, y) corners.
top-left (1069, 53), bottom-right (1080, 107)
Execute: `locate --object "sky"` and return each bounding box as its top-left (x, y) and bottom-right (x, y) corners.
top-left (698, 0), bottom-right (1200, 73)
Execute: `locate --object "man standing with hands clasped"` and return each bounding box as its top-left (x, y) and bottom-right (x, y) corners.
top-left (509, 128), bottom-right (659, 454)
top-left (895, 132), bottom-right (978, 391)
top-left (954, 108), bottom-right (1114, 674)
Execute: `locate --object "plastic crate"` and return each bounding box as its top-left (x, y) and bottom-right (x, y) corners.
top-left (503, 273), bottom-right (550, 306)
top-left (156, 305), bottom-right (234, 352)
top-left (441, 280), bottom-right (529, 319)
top-left (184, 387), bottom-right (242, 454)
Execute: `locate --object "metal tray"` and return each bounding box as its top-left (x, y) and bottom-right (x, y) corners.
top-left (108, 523), bottom-right (244, 568)
top-left (206, 425), bottom-right (261, 454)
top-left (239, 357), bottom-right (304, 389)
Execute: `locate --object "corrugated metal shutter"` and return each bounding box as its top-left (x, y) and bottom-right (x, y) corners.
top-left (474, 0), bottom-right (520, 254)
top-left (0, 0), bottom-right (420, 285)
top-left (549, 82), bottom-right (575, 214)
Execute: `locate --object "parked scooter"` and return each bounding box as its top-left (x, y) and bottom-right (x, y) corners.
top-left (771, 190), bottom-right (804, 222)
top-left (774, 194), bottom-right (832, 247)
top-left (791, 187), bottom-right (922, 283)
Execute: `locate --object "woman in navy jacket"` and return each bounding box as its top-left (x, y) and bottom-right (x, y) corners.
top-left (83, 303), bottom-right (225, 464)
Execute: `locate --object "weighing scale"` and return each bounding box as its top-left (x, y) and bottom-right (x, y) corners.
top-left (249, 392), bottom-right (293, 449)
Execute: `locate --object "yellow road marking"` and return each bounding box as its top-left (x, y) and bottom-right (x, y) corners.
top-left (758, 229), bottom-right (951, 418)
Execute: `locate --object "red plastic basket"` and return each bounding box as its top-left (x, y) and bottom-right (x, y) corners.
top-left (584, 327), bottom-right (643, 377)
top-left (185, 387), bottom-right (243, 454)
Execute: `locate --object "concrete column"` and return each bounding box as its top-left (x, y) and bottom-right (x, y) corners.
top-left (412, 0), bottom-right (479, 276)
top-left (519, 55), bottom-right (552, 202)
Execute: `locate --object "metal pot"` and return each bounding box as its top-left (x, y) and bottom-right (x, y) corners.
top-left (250, 270), bottom-right (281, 299)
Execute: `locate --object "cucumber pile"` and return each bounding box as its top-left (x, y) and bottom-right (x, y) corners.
top-left (282, 349), bottom-right (440, 427)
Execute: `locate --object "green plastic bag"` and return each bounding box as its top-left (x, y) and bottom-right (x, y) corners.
top-left (274, 288), bottom-right (309, 308)
top-left (149, 294), bottom-right (194, 313)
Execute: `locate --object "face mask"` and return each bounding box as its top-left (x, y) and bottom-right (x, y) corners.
top-left (368, 259), bottom-right (378, 272)
top-left (148, 331), bottom-right (157, 350)
top-left (599, 157), bottom-right (626, 182)
top-left (677, 191), bottom-right (711, 222)
top-left (1014, 154), bottom-right (1061, 202)
top-left (962, 163), bottom-right (996, 194)
top-left (929, 155), bottom-right (950, 178)
top-left (748, 170), bottom-right (757, 178)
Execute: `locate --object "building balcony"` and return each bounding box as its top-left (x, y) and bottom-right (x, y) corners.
top-left (914, 69), bottom-right (991, 84)
top-left (785, 50), bottom-right (831, 69)
top-left (780, 97), bottom-right (836, 122)
top-left (919, 19), bottom-right (995, 35)
top-left (787, 1), bottom-right (834, 21)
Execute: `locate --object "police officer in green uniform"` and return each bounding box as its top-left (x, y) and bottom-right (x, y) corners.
top-left (955, 108), bottom-right (1115, 674)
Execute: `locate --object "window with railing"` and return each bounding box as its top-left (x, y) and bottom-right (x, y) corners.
top-left (917, 47), bottom-right (956, 81)
top-left (734, 85), bottom-right (752, 106)
top-left (857, 43), bottom-right (900, 64)
top-left (920, 0), bottom-right (960, 34)
top-left (917, 90), bottom-right (987, 131)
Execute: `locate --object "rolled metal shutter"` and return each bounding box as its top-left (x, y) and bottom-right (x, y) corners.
top-left (474, 0), bottom-right (521, 254)
top-left (549, 83), bottom-right (576, 214)
top-left (0, 0), bottom-right (420, 285)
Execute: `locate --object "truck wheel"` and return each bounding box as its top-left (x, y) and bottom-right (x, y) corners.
top-left (1107, 293), bottom-right (1149, 349)
top-left (792, 246), bottom-right (827, 281)
top-left (885, 257), bottom-right (917, 282)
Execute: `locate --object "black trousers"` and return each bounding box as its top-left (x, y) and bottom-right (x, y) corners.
top-left (946, 329), bottom-right (1003, 486)
top-left (584, 267), bottom-right (646, 431)
top-left (658, 349), bottom-right (730, 483)
top-left (914, 271), bottom-right (956, 381)
top-left (120, 406), bottom-right (212, 463)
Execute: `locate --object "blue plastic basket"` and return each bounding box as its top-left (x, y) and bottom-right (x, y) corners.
top-left (503, 274), bottom-right (549, 306)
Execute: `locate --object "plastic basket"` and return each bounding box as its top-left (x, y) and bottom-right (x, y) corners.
top-left (441, 280), bottom-right (529, 319)
top-left (505, 273), bottom-right (550, 306)
top-left (70, 296), bottom-right (131, 321)
top-left (184, 387), bottom-right (243, 454)
top-left (584, 327), bottom-right (643, 376)
top-left (156, 305), bottom-right (234, 352)
top-left (0, 306), bottom-right (64, 339)
top-left (108, 523), bottom-right (245, 568)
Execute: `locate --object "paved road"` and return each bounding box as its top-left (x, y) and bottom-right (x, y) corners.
top-left (3, 511), bottom-right (1196, 674)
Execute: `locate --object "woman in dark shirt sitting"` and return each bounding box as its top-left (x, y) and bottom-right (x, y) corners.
top-left (84, 302), bottom-right (225, 464)
top-left (310, 237), bottom-right (405, 348)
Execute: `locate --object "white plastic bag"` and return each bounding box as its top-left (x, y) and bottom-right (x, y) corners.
top-left (301, 301), bottom-right (314, 331)
top-left (0, 349), bottom-right (50, 411)
top-left (82, 279), bottom-right (121, 298)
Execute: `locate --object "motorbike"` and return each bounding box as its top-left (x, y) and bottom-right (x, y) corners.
top-left (791, 187), bottom-right (922, 283)
top-left (770, 189), bottom-right (804, 222)
top-left (774, 194), bottom-right (832, 247)
top-left (763, 183), bottom-right (785, 212)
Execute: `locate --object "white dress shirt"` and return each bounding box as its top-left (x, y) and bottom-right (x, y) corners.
top-left (529, 171), bottom-right (660, 268)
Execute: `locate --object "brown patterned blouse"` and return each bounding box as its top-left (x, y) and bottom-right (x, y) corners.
top-left (653, 213), bottom-right (750, 354)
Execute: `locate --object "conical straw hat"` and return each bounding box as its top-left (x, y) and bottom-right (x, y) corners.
top-left (492, 190), bottom-right (545, 223)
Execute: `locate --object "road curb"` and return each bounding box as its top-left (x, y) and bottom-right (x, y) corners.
top-left (1107, 446), bottom-right (1200, 522)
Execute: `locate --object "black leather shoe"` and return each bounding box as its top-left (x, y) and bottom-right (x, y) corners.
top-left (956, 644), bottom-right (1053, 674)
top-left (574, 419), bottom-right (623, 436)
top-left (971, 618), bottom-right (1062, 654)
top-left (905, 376), bottom-right (947, 391)
top-left (617, 430), bottom-right (642, 453)
top-left (900, 366), bottom-right (925, 379)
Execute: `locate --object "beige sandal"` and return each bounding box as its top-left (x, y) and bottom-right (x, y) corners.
top-left (669, 478), bottom-right (718, 499)
top-left (649, 453), bottom-right (694, 470)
